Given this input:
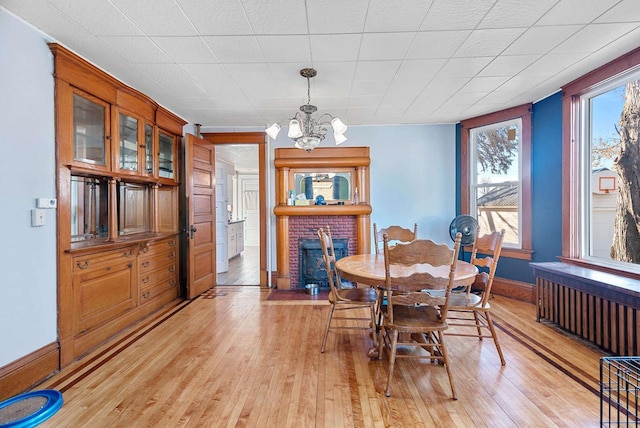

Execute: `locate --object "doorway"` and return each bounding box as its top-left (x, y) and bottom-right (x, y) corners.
top-left (201, 132), bottom-right (268, 287)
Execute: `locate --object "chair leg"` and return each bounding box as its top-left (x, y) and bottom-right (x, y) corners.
top-left (485, 311), bottom-right (506, 366)
top-left (321, 304), bottom-right (335, 353)
top-left (473, 310), bottom-right (483, 340)
top-left (438, 331), bottom-right (457, 400)
top-left (369, 303), bottom-right (378, 348)
top-left (385, 329), bottom-right (399, 397)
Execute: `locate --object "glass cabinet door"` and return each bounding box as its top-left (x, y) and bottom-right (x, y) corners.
top-left (144, 123), bottom-right (154, 175)
top-left (119, 113), bottom-right (139, 171)
top-left (73, 93), bottom-right (107, 166)
top-left (158, 131), bottom-right (175, 179)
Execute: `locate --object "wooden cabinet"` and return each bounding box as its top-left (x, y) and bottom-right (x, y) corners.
top-left (228, 221), bottom-right (245, 258)
top-left (72, 247), bottom-right (137, 336)
top-left (139, 237), bottom-right (179, 305)
top-left (51, 43), bottom-right (186, 366)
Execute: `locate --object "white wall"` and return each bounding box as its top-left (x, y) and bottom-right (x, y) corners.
top-left (0, 10), bottom-right (57, 366)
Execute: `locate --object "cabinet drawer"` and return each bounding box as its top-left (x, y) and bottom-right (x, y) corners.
top-left (139, 247), bottom-right (178, 272)
top-left (139, 262), bottom-right (177, 290)
top-left (140, 273), bottom-right (178, 304)
top-left (74, 247), bottom-right (136, 273)
top-left (139, 237), bottom-right (178, 256)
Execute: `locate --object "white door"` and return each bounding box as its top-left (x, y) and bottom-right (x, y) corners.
top-left (241, 177), bottom-right (260, 246)
top-left (215, 161), bottom-right (229, 273)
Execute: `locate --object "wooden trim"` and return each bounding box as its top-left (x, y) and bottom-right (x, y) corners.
top-left (200, 132), bottom-right (269, 287)
top-left (273, 205), bottom-right (372, 216)
top-left (561, 46), bottom-right (640, 263)
top-left (0, 342), bottom-right (59, 401)
top-left (492, 277), bottom-right (535, 303)
top-left (460, 103), bottom-right (533, 252)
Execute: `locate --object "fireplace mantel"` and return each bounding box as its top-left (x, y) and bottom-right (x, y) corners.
top-left (273, 147), bottom-right (371, 289)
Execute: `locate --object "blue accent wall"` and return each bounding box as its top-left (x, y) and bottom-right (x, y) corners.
top-left (457, 92), bottom-right (564, 284)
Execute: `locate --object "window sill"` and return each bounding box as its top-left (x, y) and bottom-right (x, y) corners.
top-left (500, 247), bottom-right (533, 261)
top-left (558, 256), bottom-right (640, 282)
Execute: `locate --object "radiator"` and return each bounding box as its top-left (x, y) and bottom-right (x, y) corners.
top-left (532, 262), bottom-right (640, 356)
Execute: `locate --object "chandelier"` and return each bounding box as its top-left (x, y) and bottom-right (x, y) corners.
top-left (265, 68), bottom-right (348, 152)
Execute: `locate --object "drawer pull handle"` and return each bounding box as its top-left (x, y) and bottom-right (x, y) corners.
top-left (168, 279), bottom-right (175, 286)
top-left (142, 261), bottom-right (150, 268)
top-left (124, 250), bottom-right (134, 258)
top-left (77, 261), bottom-right (89, 269)
top-left (142, 292), bottom-right (149, 298)
top-left (168, 252), bottom-right (176, 259)
top-left (168, 266), bottom-right (175, 272)
top-left (142, 277), bottom-right (150, 284)
top-left (141, 247), bottom-right (149, 254)
top-left (168, 240), bottom-right (176, 247)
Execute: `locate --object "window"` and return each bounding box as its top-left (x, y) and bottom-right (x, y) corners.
top-left (566, 58), bottom-right (640, 273)
top-left (461, 104), bottom-right (532, 260)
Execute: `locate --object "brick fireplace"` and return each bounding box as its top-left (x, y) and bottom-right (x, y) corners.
top-left (289, 216), bottom-right (356, 289)
top-left (273, 147), bottom-right (372, 290)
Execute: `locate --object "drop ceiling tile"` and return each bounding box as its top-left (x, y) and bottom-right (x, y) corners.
top-left (551, 23), bottom-right (640, 55)
top-left (454, 28), bottom-right (528, 57)
top-left (179, 0), bottom-right (253, 35)
top-left (354, 60), bottom-right (402, 81)
top-left (477, 0), bottom-right (559, 29)
top-left (96, 36), bottom-right (172, 63)
top-left (203, 36), bottom-right (264, 63)
top-left (497, 75), bottom-right (551, 92)
top-left (309, 34), bottom-right (362, 62)
top-left (181, 63), bottom-right (238, 93)
top-left (437, 57), bottom-right (494, 78)
top-left (596, 0), bottom-right (640, 23)
top-left (46, 0), bottom-right (142, 36)
top-left (152, 37), bottom-right (219, 64)
top-left (420, 0), bottom-right (495, 31)
top-left (537, 0), bottom-right (620, 25)
top-left (241, 0), bottom-right (308, 34)
top-left (306, 0), bottom-right (369, 34)
top-left (359, 33), bottom-right (415, 61)
top-left (109, 0), bottom-right (198, 36)
top-left (519, 52), bottom-right (590, 76)
top-left (459, 76), bottom-right (511, 93)
top-left (135, 63), bottom-right (207, 97)
top-left (309, 62), bottom-right (357, 82)
top-left (502, 25), bottom-right (582, 55)
top-left (347, 95), bottom-right (384, 108)
top-left (478, 55), bottom-right (542, 77)
top-left (257, 35), bottom-right (311, 63)
top-left (364, 0), bottom-right (432, 32)
top-left (406, 30), bottom-right (470, 59)
top-left (350, 80), bottom-right (390, 96)
top-left (394, 59), bottom-right (447, 82)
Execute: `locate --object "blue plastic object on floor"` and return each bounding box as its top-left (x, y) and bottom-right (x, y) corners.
top-left (0, 389), bottom-right (63, 427)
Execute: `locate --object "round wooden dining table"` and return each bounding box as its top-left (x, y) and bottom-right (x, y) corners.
top-left (335, 254), bottom-right (478, 290)
top-left (336, 254), bottom-right (478, 358)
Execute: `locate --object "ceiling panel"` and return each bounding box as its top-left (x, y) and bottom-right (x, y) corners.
top-left (1, 0), bottom-right (639, 128)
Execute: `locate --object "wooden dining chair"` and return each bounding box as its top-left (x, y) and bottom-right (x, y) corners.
top-left (378, 232), bottom-right (462, 399)
top-left (446, 229), bottom-right (506, 365)
top-left (319, 227), bottom-right (378, 353)
top-left (373, 223), bottom-right (418, 254)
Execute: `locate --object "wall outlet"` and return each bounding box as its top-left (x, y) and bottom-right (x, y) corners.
top-left (32, 209), bottom-right (45, 226)
top-left (36, 198), bottom-right (57, 208)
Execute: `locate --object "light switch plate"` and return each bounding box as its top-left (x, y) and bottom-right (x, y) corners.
top-left (32, 209), bottom-right (45, 226)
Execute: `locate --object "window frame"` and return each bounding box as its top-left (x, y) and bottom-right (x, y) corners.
top-left (461, 103), bottom-right (533, 260)
top-left (562, 46), bottom-right (640, 278)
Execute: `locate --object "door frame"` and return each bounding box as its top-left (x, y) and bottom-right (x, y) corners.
top-left (201, 132), bottom-right (268, 287)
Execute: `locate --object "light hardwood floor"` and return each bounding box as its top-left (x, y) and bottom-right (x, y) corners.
top-left (38, 288), bottom-right (605, 427)
top-left (217, 246), bottom-right (260, 285)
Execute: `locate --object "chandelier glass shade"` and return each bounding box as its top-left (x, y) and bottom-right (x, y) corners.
top-left (265, 68), bottom-right (347, 152)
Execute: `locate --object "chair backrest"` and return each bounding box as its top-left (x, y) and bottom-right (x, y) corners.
top-left (318, 226), bottom-right (343, 294)
top-left (469, 229), bottom-right (505, 305)
top-left (373, 223), bottom-right (418, 254)
top-left (382, 233), bottom-right (462, 324)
